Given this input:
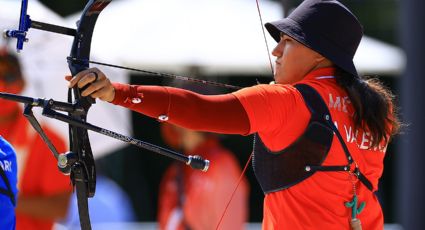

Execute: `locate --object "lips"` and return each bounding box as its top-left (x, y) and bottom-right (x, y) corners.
top-left (275, 57), bottom-right (282, 65)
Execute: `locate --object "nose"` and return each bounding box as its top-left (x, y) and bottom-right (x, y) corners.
top-left (272, 39), bottom-right (284, 57)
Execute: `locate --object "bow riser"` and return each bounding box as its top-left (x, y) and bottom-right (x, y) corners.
top-left (67, 0), bottom-right (112, 199)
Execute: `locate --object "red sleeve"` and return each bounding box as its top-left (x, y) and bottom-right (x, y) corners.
top-left (232, 84), bottom-right (305, 134)
top-left (111, 83), bottom-right (250, 135)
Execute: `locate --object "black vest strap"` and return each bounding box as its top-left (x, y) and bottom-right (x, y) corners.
top-left (0, 164), bottom-right (16, 206)
top-left (252, 84), bottom-right (335, 193)
top-left (295, 85), bottom-right (354, 164)
top-left (251, 84), bottom-right (373, 194)
top-left (252, 121), bottom-right (334, 193)
top-left (294, 84), bottom-right (373, 191)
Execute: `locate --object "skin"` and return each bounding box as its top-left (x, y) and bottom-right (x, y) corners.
top-left (272, 34), bottom-right (333, 84)
top-left (66, 69), bottom-right (114, 102)
top-left (67, 34), bottom-right (333, 101)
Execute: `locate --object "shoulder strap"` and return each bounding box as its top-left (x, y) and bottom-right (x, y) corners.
top-left (294, 84), bottom-right (373, 191)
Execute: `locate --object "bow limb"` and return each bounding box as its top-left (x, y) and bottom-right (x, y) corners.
top-left (66, 1), bottom-right (111, 229)
top-left (67, 0), bottom-right (111, 199)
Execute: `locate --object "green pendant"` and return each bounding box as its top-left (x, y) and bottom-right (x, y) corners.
top-left (345, 195), bottom-right (366, 219)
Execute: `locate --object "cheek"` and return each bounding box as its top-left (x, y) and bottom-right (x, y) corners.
top-left (280, 47), bottom-right (303, 73)
top-left (289, 49), bottom-right (318, 74)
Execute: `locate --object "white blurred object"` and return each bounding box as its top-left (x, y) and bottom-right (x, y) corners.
top-left (354, 36), bottom-right (406, 75)
top-left (65, 0), bottom-right (405, 76)
top-left (0, 0), bottom-right (131, 158)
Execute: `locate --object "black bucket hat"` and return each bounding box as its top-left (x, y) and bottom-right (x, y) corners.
top-left (265, 0), bottom-right (363, 77)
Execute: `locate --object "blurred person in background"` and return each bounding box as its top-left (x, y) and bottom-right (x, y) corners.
top-left (0, 136), bottom-right (18, 230)
top-left (0, 48), bottom-right (72, 230)
top-left (158, 121), bottom-right (249, 230)
top-left (68, 0), bottom-right (401, 229)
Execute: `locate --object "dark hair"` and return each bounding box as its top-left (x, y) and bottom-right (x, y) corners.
top-left (335, 68), bottom-right (401, 148)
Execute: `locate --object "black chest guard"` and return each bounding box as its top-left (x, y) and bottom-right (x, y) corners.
top-left (252, 84), bottom-right (373, 194)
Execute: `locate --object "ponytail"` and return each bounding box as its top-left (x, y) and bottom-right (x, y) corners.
top-left (335, 68), bottom-right (400, 148)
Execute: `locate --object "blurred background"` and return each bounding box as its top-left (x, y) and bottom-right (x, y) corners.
top-left (1, 0), bottom-right (423, 229)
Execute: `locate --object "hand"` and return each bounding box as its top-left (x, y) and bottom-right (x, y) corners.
top-left (66, 68), bottom-right (115, 102)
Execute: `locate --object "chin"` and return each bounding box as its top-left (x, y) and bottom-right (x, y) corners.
top-left (274, 78), bottom-right (289, 84)
top-left (273, 73), bottom-right (288, 84)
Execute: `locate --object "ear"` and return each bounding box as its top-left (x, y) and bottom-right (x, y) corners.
top-left (314, 53), bottom-right (326, 63)
top-left (314, 53), bottom-right (334, 67)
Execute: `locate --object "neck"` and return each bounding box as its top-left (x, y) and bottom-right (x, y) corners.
top-left (314, 59), bottom-right (334, 70)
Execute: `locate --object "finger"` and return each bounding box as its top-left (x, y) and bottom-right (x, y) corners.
top-left (80, 82), bottom-right (99, 97)
top-left (92, 71), bottom-right (98, 82)
top-left (81, 77), bottom-right (108, 97)
top-left (68, 71), bottom-right (87, 88)
top-left (68, 69), bottom-right (90, 87)
top-left (77, 72), bottom-right (98, 89)
top-left (68, 68), bottom-right (97, 88)
top-left (65, 75), bottom-right (73, 81)
top-left (91, 84), bottom-right (115, 102)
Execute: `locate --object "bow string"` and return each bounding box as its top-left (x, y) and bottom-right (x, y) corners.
top-left (3, 0), bottom-right (276, 229)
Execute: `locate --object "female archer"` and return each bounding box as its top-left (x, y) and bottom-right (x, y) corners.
top-left (68, 0), bottom-right (400, 229)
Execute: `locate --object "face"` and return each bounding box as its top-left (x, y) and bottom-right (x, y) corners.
top-left (0, 61), bottom-right (24, 117)
top-left (271, 34), bottom-right (324, 84)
